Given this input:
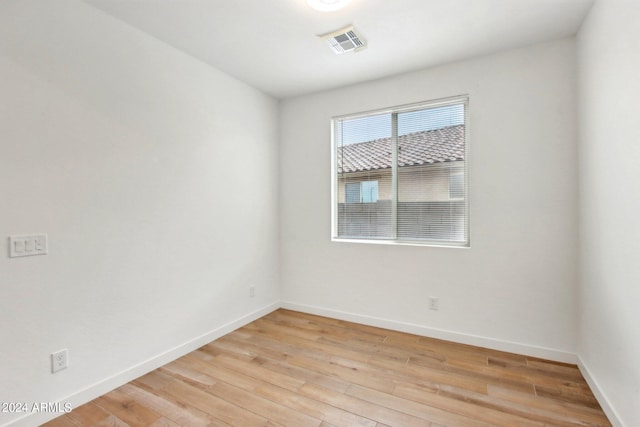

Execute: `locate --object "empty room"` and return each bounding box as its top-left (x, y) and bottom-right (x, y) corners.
top-left (0, 0), bottom-right (638, 426)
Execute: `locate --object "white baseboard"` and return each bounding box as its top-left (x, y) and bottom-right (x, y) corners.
top-left (280, 301), bottom-right (577, 364)
top-left (577, 356), bottom-right (625, 427)
top-left (6, 302), bottom-right (280, 427)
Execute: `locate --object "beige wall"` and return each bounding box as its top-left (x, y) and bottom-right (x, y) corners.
top-left (337, 162), bottom-right (464, 203)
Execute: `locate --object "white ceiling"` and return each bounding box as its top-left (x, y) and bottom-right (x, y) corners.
top-left (84, 0), bottom-right (594, 99)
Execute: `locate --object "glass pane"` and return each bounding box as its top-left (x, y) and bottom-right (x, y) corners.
top-left (449, 172), bottom-right (464, 199)
top-left (336, 113), bottom-right (392, 239)
top-left (396, 104), bottom-right (467, 242)
top-left (361, 180), bottom-right (378, 203)
top-left (345, 182), bottom-right (361, 203)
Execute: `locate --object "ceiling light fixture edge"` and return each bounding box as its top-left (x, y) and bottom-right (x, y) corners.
top-left (307, 0), bottom-right (352, 12)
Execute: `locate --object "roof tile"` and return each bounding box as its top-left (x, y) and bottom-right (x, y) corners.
top-left (337, 125), bottom-right (464, 173)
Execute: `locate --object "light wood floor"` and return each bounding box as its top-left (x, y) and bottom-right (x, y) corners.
top-left (43, 309), bottom-right (611, 427)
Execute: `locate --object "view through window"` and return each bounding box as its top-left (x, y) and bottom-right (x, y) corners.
top-left (333, 96), bottom-right (469, 246)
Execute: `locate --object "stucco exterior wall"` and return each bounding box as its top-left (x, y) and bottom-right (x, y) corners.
top-left (336, 162), bottom-right (464, 203)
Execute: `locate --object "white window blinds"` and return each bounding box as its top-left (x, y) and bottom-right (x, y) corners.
top-left (332, 96), bottom-right (469, 246)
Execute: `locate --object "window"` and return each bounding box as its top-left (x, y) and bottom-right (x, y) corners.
top-left (345, 182), bottom-right (361, 203)
top-left (332, 96), bottom-right (469, 246)
top-left (346, 180), bottom-right (379, 203)
top-left (449, 171), bottom-right (464, 200)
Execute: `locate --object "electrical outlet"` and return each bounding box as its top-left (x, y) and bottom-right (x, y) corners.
top-left (428, 297), bottom-right (439, 311)
top-left (51, 349), bottom-right (68, 373)
top-left (249, 285), bottom-right (255, 298)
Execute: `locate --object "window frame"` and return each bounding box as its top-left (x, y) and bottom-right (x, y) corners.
top-left (345, 180), bottom-right (379, 204)
top-left (331, 95), bottom-right (470, 248)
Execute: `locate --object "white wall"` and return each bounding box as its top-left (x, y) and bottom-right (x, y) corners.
top-left (0, 1), bottom-right (279, 425)
top-left (280, 38), bottom-right (579, 361)
top-left (577, 1), bottom-right (640, 425)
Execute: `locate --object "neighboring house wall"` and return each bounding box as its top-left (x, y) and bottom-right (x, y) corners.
top-left (337, 162), bottom-right (463, 203)
top-left (398, 163), bottom-right (463, 202)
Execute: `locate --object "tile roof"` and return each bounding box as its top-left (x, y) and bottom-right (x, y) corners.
top-left (337, 124), bottom-right (464, 173)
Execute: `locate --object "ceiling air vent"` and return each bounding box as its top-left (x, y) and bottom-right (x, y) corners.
top-left (321, 25), bottom-right (366, 54)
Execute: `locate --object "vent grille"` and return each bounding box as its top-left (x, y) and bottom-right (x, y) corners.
top-left (321, 26), bottom-right (366, 54)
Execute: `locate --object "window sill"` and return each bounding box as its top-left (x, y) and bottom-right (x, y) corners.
top-left (331, 237), bottom-right (469, 249)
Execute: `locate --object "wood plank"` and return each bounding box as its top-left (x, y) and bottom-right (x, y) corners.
top-left (299, 383), bottom-right (430, 427)
top-left (252, 381), bottom-right (377, 427)
top-left (206, 381), bottom-right (321, 427)
top-left (148, 417), bottom-right (181, 427)
top-left (159, 358), bottom-right (218, 389)
top-left (408, 353), bottom-right (558, 394)
top-left (437, 384), bottom-right (596, 427)
top-left (92, 388), bottom-right (162, 426)
top-left (212, 353), bottom-right (307, 392)
top-left (348, 383), bottom-right (493, 427)
top-left (155, 375), bottom-right (269, 427)
top-left (118, 383), bottom-right (218, 426)
top-left (240, 321), bottom-right (373, 365)
top-left (42, 309), bottom-right (611, 427)
top-left (92, 414), bottom-right (131, 427)
top-left (231, 349), bottom-right (352, 393)
top-left (264, 310), bottom-right (389, 346)
top-left (487, 384), bottom-right (612, 426)
top-left (288, 353), bottom-right (396, 394)
top-left (65, 402), bottom-right (111, 426)
top-left (534, 383), bottom-right (603, 409)
top-left (38, 415), bottom-right (81, 427)
top-left (392, 356), bottom-right (491, 394)
top-left (132, 371), bottom-right (232, 427)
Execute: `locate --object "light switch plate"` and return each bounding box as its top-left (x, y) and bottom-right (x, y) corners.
top-left (9, 234), bottom-right (48, 258)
